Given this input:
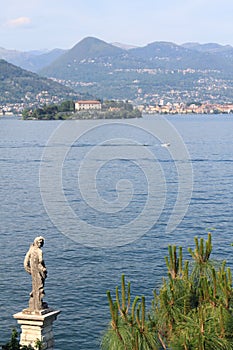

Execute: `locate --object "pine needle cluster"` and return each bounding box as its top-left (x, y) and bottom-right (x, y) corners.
top-left (102, 234), bottom-right (233, 350)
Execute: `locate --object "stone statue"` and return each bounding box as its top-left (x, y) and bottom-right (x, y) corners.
top-left (24, 236), bottom-right (48, 312)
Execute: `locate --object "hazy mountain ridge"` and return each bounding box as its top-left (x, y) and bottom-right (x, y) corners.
top-left (0, 47), bottom-right (66, 72)
top-left (2, 37), bottom-right (233, 73)
top-left (40, 37), bottom-right (125, 78)
top-left (36, 37), bottom-right (233, 103)
top-left (182, 42), bottom-right (233, 54)
top-left (38, 37), bottom-right (233, 77)
top-left (2, 37), bottom-right (233, 105)
top-left (111, 42), bottom-right (139, 50)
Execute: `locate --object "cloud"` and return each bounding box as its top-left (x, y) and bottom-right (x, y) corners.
top-left (5, 17), bottom-right (31, 28)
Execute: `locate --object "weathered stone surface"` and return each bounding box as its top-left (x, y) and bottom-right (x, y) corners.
top-left (13, 237), bottom-right (60, 349)
top-left (13, 310), bottom-right (60, 349)
top-left (24, 236), bottom-right (48, 312)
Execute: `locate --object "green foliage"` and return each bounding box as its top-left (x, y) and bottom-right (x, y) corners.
top-left (102, 275), bottom-right (159, 350)
top-left (22, 100), bottom-right (75, 120)
top-left (0, 59), bottom-right (77, 105)
top-left (58, 100), bottom-right (75, 112)
top-left (3, 37), bottom-right (233, 105)
top-left (2, 329), bottom-right (42, 350)
top-left (2, 329), bottom-right (20, 350)
top-left (22, 99), bottom-right (141, 120)
top-left (102, 234), bottom-right (233, 350)
top-left (38, 37), bottom-right (233, 104)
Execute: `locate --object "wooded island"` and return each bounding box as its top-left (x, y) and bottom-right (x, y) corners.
top-left (22, 99), bottom-right (142, 120)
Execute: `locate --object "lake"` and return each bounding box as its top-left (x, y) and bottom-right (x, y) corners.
top-left (1, 114), bottom-right (233, 349)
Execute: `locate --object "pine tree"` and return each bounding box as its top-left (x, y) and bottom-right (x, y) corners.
top-left (102, 234), bottom-right (233, 350)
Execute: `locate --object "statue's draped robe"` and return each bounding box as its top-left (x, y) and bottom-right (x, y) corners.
top-left (24, 244), bottom-right (46, 311)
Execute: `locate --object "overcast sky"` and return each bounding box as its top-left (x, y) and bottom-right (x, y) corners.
top-left (1, 0), bottom-right (233, 51)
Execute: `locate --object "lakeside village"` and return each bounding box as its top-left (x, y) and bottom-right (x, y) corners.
top-left (1, 92), bottom-right (233, 117)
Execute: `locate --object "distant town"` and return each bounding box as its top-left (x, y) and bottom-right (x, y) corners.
top-left (1, 97), bottom-right (233, 117)
top-left (139, 101), bottom-right (233, 115)
top-left (2, 37), bottom-right (233, 117)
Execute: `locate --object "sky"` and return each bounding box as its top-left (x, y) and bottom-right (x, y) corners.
top-left (1, 0), bottom-right (233, 52)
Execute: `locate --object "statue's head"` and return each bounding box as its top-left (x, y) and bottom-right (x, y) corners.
top-left (34, 236), bottom-right (45, 248)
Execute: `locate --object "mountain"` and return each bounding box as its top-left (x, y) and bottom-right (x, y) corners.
top-left (126, 41), bottom-right (233, 72)
top-left (111, 42), bottom-right (139, 50)
top-left (38, 37), bottom-right (233, 104)
top-left (0, 59), bottom-right (78, 105)
top-left (4, 36), bottom-right (233, 107)
top-left (0, 47), bottom-right (66, 72)
top-left (26, 48), bottom-right (67, 71)
top-left (60, 36), bottom-right (124, 60)
top-left (40, 37), bottom-right (125, 78)
top-left (39, 37), bottom-right (233, 76)
top-left (182, 42), bottom-right (233, 54)
top-left (181, 42), bottom-right (233, 61)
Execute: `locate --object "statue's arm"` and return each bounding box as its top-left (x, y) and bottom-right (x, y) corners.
top-left (38, 249), bottom-right (47, 279)
top-left (24, 249), bottom-right (31, 274)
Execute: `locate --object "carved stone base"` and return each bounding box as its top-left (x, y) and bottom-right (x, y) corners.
top-left (13, 309), bottom-right (60, 350)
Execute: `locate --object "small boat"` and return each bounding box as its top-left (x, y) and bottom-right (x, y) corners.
top-left (161, 143), bottom-right (170, 148)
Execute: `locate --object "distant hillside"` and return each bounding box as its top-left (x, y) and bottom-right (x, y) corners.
top-left (129, 41), bottom-right (233, 71)
top-left (40, 37), bottom-right (125, 79)
top-left (4, 36), bottom-right (233, 106)
top-left (111, 42), bottom-right (139, 50)
top-left (38, 37), bottom-right (233, 104)
top-left (40, 37), bottom-right (233, 76)
top-left (182, 42), bottom-right (233, 54)
top-left (0, 47), bottom-right (66, 72)
top-left (0, 59), bottom-right (78, 104)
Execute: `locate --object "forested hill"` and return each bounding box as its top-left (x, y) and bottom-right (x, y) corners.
top-left (3, 36), bottom-right (233, 105)
top-left (0, 59), bottom-right (78, 104)
top-left (38, 37), bottom-right (233, 104)
top-left (40, 36), bottom-right (233, 78)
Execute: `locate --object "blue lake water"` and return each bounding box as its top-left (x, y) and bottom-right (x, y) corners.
top-left (1, 114), bottom-right (233, 349)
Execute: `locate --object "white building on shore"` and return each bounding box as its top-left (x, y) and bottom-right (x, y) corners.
top-left (75, 100), bottom-right (101, 111)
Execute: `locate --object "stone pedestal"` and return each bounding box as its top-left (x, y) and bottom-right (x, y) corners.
top-left (13, 309), bottom-right (60, 350)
